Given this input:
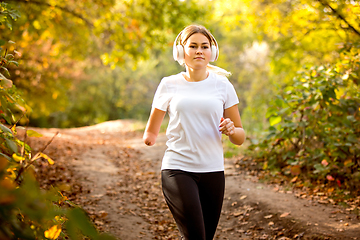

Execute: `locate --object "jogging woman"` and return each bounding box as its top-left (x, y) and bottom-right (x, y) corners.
top-left (143, 24), bottom-right (245, 240)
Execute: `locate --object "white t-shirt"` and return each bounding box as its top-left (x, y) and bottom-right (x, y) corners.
top-left (152, 71), bottom-right (239, 172)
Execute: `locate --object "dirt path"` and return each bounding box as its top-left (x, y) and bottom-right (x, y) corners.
top-left (30, 120), bottom-right (359, 240)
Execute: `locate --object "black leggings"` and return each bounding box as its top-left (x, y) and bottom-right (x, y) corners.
top-left (161, 169), bottom-right (225, 240)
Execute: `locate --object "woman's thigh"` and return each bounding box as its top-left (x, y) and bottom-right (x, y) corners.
top-left (198, 171), bottom-right (225, 240)
top-left (161, 170), bottom-right (205, 240)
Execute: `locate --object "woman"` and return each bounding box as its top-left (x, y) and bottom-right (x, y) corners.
top-left (143, 24), bottom-right (245, 240)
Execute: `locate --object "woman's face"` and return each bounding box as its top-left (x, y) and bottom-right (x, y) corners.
top-left (183, 33), bottom-right (212, 70)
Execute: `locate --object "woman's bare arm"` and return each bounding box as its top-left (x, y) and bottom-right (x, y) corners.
top-left (220, 105), bottom-right (246, 145)
top-left (143, 108), bottom-right (166, 146)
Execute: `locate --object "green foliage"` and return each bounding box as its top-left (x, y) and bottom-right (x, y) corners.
top-left (247, 0), bottom-right (360, 73)
top-left (223, 138), bottom-right (243, 159)
top-left (0, 0), bottom-right (207, 126)
top-left (0, 6), bottom-right (116, 239)
top-left (0, 61), bottom-right (115, 240)
top-left (247, 50), bottom-right (360, 192)
top-left (0, 2), bottom-right (20, 30)
top-left (221, 0), bottom-right (360, 135)
top-left (33, 49), bottom-right (182, 128)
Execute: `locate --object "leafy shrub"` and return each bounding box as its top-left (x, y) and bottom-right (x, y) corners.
top-left (247, 50), bottom-right (360, 193)
top-left (1, 3), bottom-right (116, 239)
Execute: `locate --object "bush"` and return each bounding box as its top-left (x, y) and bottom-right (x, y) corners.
top-left (247, 50), bottom-right (360, 193)
top-left (1, 3), bottom-right (116, 239)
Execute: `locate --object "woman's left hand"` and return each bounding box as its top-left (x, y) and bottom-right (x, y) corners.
top-left (219, 117), bottom-right (236, 136)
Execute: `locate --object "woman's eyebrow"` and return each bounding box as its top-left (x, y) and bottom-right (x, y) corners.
top-left (189, 42), bottom-right (210, 45)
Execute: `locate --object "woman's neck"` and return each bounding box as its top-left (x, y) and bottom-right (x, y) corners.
top-left (184, 67), bottom-right (209, 82)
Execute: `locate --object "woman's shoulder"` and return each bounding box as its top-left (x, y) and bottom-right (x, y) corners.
top-left (158, 73), bottom-right (183, 92)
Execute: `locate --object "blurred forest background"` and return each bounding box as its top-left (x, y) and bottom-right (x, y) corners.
top-left (0, 0), bottom-right (358, 130)
top-left (1, 1), bottom-right (359, 238)
top-left (1, 0), bottom-right (360, 191)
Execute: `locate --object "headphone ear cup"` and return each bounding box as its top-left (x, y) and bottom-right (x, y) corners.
top-left (176, 45), bottom-right (184, 62)
top-left (210, 45), bottom-right (218, 62)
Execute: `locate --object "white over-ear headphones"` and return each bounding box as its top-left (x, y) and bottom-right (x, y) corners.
top-left (172, 30), bottom-right (219, 63)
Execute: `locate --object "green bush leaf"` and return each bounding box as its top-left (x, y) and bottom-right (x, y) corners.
top-left (269, 115), bottom-right (282, 126)
top-left (5, 139), bottom-right (18, 153)
top-left (8, 60), bottom-right (18, 66)
top-left (265, 107), bottom-right (278, 118)
top-left (0, 123), bottom-right (12, 134)
top-left (67, 208), bottom-right (98, 238)
top-left (26, 130), bottom-right (43, 137)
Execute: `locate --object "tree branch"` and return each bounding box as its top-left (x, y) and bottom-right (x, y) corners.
top-left (7, 0), bottom-right (93, 28)
top-left (317, 0), bottom-right (360, 37)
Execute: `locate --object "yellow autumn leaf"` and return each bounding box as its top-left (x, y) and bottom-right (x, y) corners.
top-left (6, 167), bottom-right (17, 179)
top-left (12, 154), bottom-right (25, 162)
top-left (44, 225), bottom-right (61, 239)
top-left (344, 160), bottom-right (352, 167)
top-left (262, 161), bottom-right (268, 170)
top-left (40, 153), bottom-right (54, 165)
top-left (32, 20), bottom-right (41, 30)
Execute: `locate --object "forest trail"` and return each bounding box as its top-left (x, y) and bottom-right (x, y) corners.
top-left (29, 120), bottom-right (359, 240)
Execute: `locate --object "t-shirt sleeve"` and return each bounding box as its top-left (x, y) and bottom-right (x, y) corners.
top-left (224, 81), bottom-right (239, 109)
top-left (152, 78), bottom-right (171, 112)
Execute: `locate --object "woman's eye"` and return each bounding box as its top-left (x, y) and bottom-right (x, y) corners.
top-left (203, 46), bottom-right (209, 49)
top-left (190, 46), bottom-right (196, 48)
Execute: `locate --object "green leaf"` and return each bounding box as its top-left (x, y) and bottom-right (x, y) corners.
top-left (8, 10), bottom-right (21, 20)
top-left (0, 153), bottom-right (12, 161)
top-left (346, 134), bottom-right (357, 143)
top-left (0, 39), bottom-right (5, 46)
top-left (0, 72), bottom-right (8, 80)
top-left (269, 115), bottom-right (282, 126)
top-left (26, 129), bottom-right (43, 137)
top-left (268, 126), bottom-right (277, 132)
top-left (0, 66), bottom-right (10, 77)
top-left (0, 123), bottom-right (12, 134)
top-left (5, 53), bottom-right (15, 60)
top-left (266, 131), bottom-right (276, 139)
top-left (275, 98), bottom-right (283, 107)
top-left (8, 60), bottom-right (19, 66)
top-left (5, 138), bottom-right (18, 153)
top-left (67, 208), bottom-right (99, 238)
top-left (5, 20), bottom-right (12, 30)
top-left (346, 115), bottom-right (356, 122)
top-left (265, 107), bottom-right (277, 118)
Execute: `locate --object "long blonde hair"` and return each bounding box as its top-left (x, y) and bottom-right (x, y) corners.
top-left (177, 25), bottom-right (231, 77)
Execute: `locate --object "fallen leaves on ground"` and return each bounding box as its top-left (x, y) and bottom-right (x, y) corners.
top-left (20, 123), bottom-right (360, 240)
